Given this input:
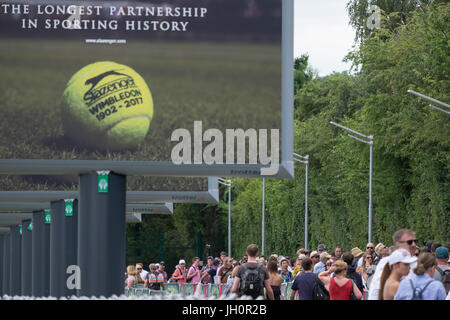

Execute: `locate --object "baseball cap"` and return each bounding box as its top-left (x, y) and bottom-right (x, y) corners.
top-left (435, 246), bottom-right (449, 259)
top-left (212, 259), bottom-right (220, 266)
top-left (388, 249), bottom-right (417, 266)
top-left (179, 259), bottom-right (186, 265)
top-left (159, 261), bottom-right (165, 265)
top-left (320, 252), bottom-right (331, 260)
top-left (207, 256), bottom-right (213, 260)
top-left (317, 244), bottom-right (326, 251)
top-left (310, 251), bottom-right (320, 258)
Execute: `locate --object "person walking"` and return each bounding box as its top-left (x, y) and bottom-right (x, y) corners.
top-left (267, 260), bottom-right (282, 300)
top-left (187, 257), bottom-right (201, 285)
top-left (318, 260), bottom-right (362, 300)
top-left (433, 246), bottom-right (450, 294)
top-left (378, 249), bottom-right (416, 300)
top-left (279, 258), bottom-right (293, 283)
top-left (314, 252), bottom-right (331, 274)
top-left (231, 244), bottom-right (274, 300)
top-left (342, 252), bottom-right (364, 295)
top-left (158, 261), bottom-right (167, 283)
top-left (394, 252), bottom-right (446, 300)
top-left (125, 265), bottom-right (138, 289)
top-left (368, 228), bottom-right (419, 300)
top-left (218, 257), bottom-right (234, 284)
top-left (290, 258), bottom-right (317, 300)
top-left (171, 259), bottom-right (187, 285)
top-left (146, 263), bottom-right (166, 291)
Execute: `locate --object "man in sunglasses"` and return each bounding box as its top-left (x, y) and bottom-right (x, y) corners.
top-left (357, 243), bottom-right (375, 268)
top-left (368, 228), bottom-right (418, 300)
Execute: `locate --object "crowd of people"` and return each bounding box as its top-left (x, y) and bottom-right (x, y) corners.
top-left (124, 228), bottom-right (450, 300)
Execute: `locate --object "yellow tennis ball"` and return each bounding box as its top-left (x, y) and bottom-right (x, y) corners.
top-left (61, 61), bottom-right (153, 151)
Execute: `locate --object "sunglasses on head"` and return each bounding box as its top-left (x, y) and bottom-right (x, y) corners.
top-left (400, 239), bottom-right (418, 245)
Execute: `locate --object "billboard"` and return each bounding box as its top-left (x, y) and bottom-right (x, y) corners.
top-left (0, 0), bottom-right (293, 178)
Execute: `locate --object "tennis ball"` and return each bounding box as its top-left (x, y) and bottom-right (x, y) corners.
top-left (61, 61), bottom-right (153, 151)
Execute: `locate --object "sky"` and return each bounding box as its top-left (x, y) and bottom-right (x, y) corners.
top-left (294, 0), bottom-right (356, 77)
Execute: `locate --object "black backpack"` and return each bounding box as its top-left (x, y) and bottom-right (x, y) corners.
top-left (239, 263), bottom-right (263, 299)
top-left (436, 266), bottom-right (450, 294)
top-left (311, 276), bottom-right (329, 300)
top-left (409, 279), bottom-right (434, 300)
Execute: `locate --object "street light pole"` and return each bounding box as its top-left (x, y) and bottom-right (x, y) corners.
top-left (218, 178), bottom-right (232, 257)
top-left (262, 177), bottom-right (265, 256)
top-left (330, 121), bottom-right (374, 243)
top-left (293, 153), bottom-right (309, 250)
top-left (407, 90), bottom-right (450, 115)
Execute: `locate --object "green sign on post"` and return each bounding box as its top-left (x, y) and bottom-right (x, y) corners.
top-left (97, 170), bottom-right (110, 193)
top-left (65, 199), bottom-right (74, 217)
top-left (19, 224), bottom-right (22, 235)
top-left (28, 220), bottom-right (33, 231)
top-left (45, 210), bottom-right (51, 224)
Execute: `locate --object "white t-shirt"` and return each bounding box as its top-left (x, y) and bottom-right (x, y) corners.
top-left (368, 255), bottom-right (417, 300)
top-left (140, 269), bottom-right (149, 281)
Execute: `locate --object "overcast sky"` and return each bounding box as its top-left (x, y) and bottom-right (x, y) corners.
top-left (294, 0), bottom-right (356, 77)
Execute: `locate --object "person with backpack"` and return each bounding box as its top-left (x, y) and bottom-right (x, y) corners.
top-left (394, 252), bottom-right (446, 300)
top-left (433, 246), bottom-right (450, 294)
top-left (170, 259), bottom-right (187, 285)
top-left (378, 249), bottom-right (416, 300)
top-left (231, 244), bottom-right (274, 300)
top-left (186, 257), bottom-right (201, 285)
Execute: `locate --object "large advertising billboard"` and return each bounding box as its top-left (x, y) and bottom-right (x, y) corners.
top-left (0, 0), bottom-right (293, 179)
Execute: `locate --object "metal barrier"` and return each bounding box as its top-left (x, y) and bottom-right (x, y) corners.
top-left (124, 281), bottom-right (298, 299)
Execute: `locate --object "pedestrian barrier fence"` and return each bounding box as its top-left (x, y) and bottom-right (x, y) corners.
top-left (125, 282), bottom-right (296, 299)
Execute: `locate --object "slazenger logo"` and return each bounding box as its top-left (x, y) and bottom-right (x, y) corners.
top-left (83, 70), bottom-right (137, 106)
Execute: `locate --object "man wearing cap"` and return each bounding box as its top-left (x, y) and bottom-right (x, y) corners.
top-left (314, 252), bottom-right (331, 274)
top-left (171, 259), bottom-right (187, 285)
top-left (368, 228), bottom-right (418, 300)
top-left (433, 247), bottom-right (450, 284)
top-left (317, 244), bottom-right (326, 254)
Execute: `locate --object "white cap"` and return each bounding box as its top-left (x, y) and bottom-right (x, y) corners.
top-left (179, 259), bottom-right (186, 265)
top-left (298, 254), bottom-right (307, 259)
top-left (388, 249), bottom-right (417, 266)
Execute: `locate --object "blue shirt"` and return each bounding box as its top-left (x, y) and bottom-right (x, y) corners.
top-left (314, 261), bottom-right (326, 274)
top-left (291, 272), bottom-right (317, 300)
top-left (394, 273), bottom-right (446, 300)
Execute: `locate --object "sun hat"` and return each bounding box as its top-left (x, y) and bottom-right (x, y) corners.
top-left (310, 251), bottom-right (320, 258)
top-left (179, 259), bottom-right (186, 265)
top-left (388, 249), bottom-right (417, 266)
top-left (351, 247), bottom-right (364, 258)
top-left (320, 252), bottom-right (331, 260)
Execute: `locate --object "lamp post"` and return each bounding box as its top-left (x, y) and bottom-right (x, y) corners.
top-left (407, 90), bottom-right (450, 115)
top-left (261, 177), bottom-right (266, 256)
top-left (330, 121), bottom-right (374, 243)
top-left (293, 153), bottom-right (309, 250)
top-left (218, 178), bottom-right (231, 257)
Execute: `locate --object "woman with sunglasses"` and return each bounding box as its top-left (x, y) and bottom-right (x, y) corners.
top-left (358, 253), bottom-right (376, 292)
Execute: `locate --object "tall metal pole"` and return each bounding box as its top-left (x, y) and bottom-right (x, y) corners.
top-left (330, 121), bottom-right (374, 244)
top-left (262, 177), bottom-right (266, 256)
top-left (304, 159), bottom-right (309, 250)
top-left (368, 141), bottom-right (373, 243)
top-left (228, 183), bottom-right (231, 258)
